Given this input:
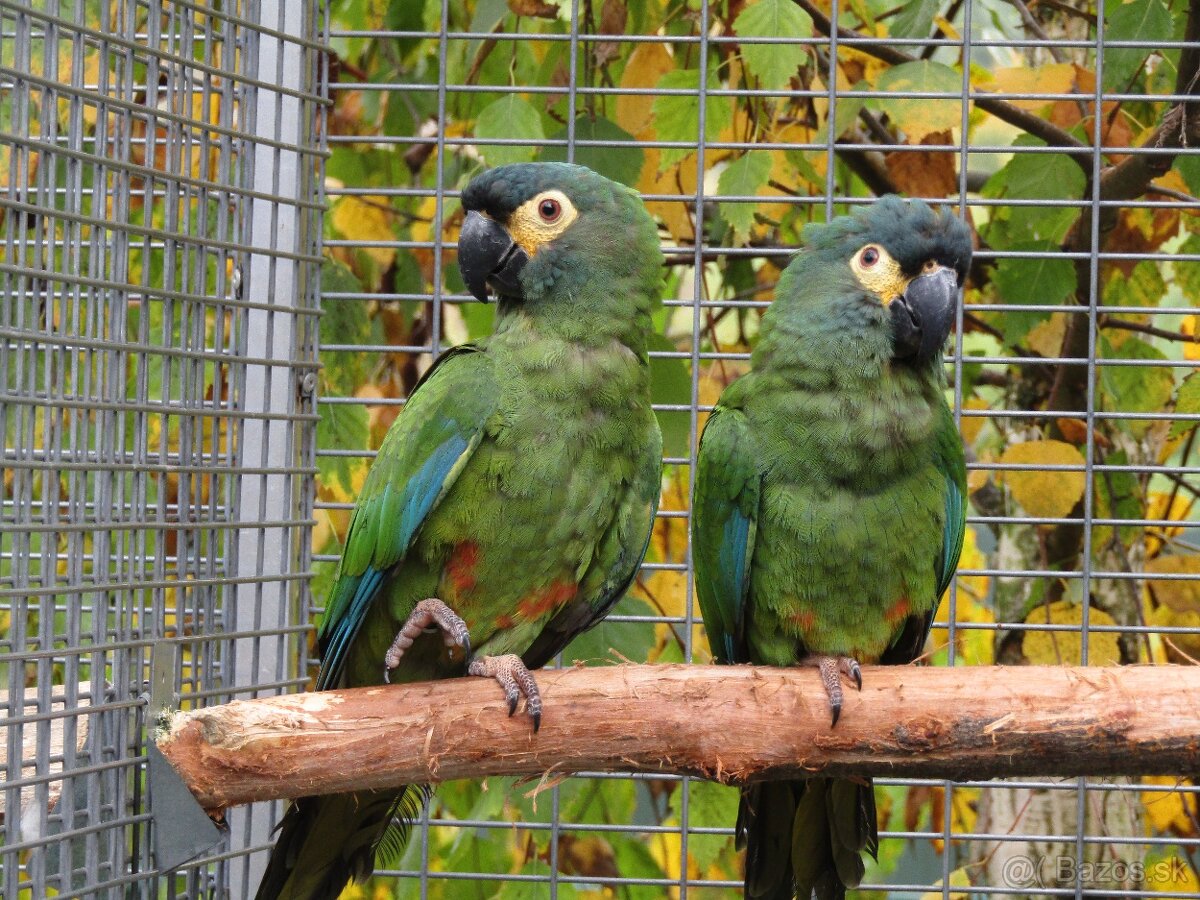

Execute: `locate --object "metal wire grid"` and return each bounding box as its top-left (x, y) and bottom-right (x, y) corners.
top-left (316, 2), bottom-right (1200, 899)
top-left (0, 2), bottom-right (324, 898)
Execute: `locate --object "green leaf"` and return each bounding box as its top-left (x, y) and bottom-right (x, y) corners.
top-left (990, 243), bottom-right (1077, 346)
top-left (889, 0), bottom-right (940, 39)
top-left (679, 780), bottom-right (739, 871)
top-left (1099, 336), bottom-right (1175, 436)
top-left (718, 151), bottom-right (772, 240)
top-left (540, 116), bottom-right (644, 186)
top-left (982, 135), bottom-right (1086, 247)
top-left (649, 332), bottom-right (692, 457)
top-left (562, 595), bottom-right (655, 665)
top-left (610, 837), bottom-right (670, 900)
top-left (475, 95), bottom-right (545, 167)
top-left (652, 69), bottom-right (733, 169)
top-left (1172, 371), bottom-right (1200, 438)
top-left (874, 61), bottom-right (961, 140)
top-left (1103, 260), bottom-right (1167, 310)
top-left (734, 0), bottom-right (811, 90)
top-left (316, 401), bottom-right (369, 494)
top-left (1092, 448), bottom-right (1143, 553)
top-left (814, 79), bottom-right (870, 143)
top-left (1174, 153), bottom-right (1200, 197)
top-left (319, 261), bottom-right (371, 396)
top-left (1174, 235), bottom-right (1200, 302)
top-left (1103, 0), bottom-right (1173, 90)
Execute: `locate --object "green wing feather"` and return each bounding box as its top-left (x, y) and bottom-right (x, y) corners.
top-left (692, 406), bottom-right (761, 664)
top-left (522, 423), bottom-right (662, 668)
top-left (317, 345), bottom-right (498, 688)
top-left (934, 401), bottom-right (968, 598)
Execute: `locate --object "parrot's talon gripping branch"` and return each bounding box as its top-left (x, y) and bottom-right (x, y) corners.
top-left (383, 598), bottom-right (472, 684)
top-left (467, 654), bottom-right (543, 733)
top-left (807, 655), bottom-right (864, 727)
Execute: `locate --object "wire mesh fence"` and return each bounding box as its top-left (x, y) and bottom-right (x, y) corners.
top-left (4, 0), bottom-right (1200, 898)
top-left (317, 1), bottom-right (1200, 898)
top-left (0, 2), bottom-right (324, 898)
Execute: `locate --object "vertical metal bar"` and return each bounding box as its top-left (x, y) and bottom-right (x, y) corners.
top-left (943, 1), bottom-right (974, 893)
top-left (679, 5), bottom-right (713, 897)
top-left (823, 0), bottom-right (839, 221)
top-left (565, 0), bottom-right (581, 163)
top-left (228, 2), bottom-right (320, 895)
top-left (1075, 3), bottom-right (1105, 896)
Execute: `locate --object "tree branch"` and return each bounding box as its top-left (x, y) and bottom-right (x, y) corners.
top-left (158, 664), bottom-right (1200, 813)
top-left (792, 0), bottom-right (1090, 165)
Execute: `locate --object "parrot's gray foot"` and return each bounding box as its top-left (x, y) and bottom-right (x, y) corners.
top-left (383, 597), bottom-right (471, 683)
top-left (468, 654), bottom-right (543, 733)
top-left (805, 655), bottom-right (862, 727)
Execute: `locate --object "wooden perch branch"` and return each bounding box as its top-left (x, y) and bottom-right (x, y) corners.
top-left (158, 664), bottom-right (1200, 813)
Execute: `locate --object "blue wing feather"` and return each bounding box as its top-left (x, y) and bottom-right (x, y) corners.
top-left (315, 346), bottom-right (497, 689)
top-left (692, 407), bottom-right (760, 665)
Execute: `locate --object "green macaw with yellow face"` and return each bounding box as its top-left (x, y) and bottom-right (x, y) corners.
top-left (692, 197), bottom-right (972, 899)
top-left (256, 163), bottom-right (664, 900)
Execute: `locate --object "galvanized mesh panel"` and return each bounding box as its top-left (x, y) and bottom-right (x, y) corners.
top-left (318, 1), bottom-right (1200, 899)
top-left (0, 2), bottom-right (324, 898)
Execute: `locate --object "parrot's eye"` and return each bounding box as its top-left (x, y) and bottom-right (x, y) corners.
top-left (860, 246), bottom-right (881, 268)
top-left (508, 190), bottom-right (578, 255)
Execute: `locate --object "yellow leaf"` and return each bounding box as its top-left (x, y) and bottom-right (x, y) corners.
top-left (960, 396), bottom-right (989, 445)
top-left (1145, 554), bottom-right (1200, 612)
top-left (999, 439), bottom-right (1086, 519)
top-left (1146, 492), bottom-right (1195, 558)
top-left (615, 42), bottom-right (674, 137)
top-left (1022, 600), bottom-right (1120, 665)
top-left (1026, 312), bottom-right (1067, 358)
top-left (982, 63), bottom-right (1076, 111)
top-left (331, 197), bottom-right (397, 270)
top-left (637, 146), bottom-right (698, 243)
top-left (1141, 777), bottom-right (1196, 835)
top-left (1182, 315), bottom-right (1200, 361)
top-left (919, 866), bottom-right (972, 899)
top-left (1147, 855), bottom-right (1199, 892)
top-left (1149, 604), bottom-right (1200, 662)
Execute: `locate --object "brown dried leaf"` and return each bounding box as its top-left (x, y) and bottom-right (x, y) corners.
top-left (1054, 417), bottom-right (1111, 449)
top-left (616, 42), bottom-right (674, 137)
top-left (885, 129), bottom-right (956, 198)
top-left (508, 0), bottom-right (559, 18)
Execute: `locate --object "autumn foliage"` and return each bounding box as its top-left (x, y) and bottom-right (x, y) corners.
top-left (307, 0), bottom-right (1200, 896)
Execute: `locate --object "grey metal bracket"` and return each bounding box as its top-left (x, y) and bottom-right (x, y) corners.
top-left (147, 642), bottom-right (225, 873)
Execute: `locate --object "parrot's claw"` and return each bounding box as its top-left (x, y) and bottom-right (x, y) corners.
top-left (468, 654), bottom-right (542, 733)
top-left (805, 655), bottom-right (863, 727)
top-left (383, 597), bottom-right (472, 683)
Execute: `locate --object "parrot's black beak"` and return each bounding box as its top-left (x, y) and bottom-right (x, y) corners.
top-left (458, 210), bottom-right (528, 303)
top-left (890, 265), bottom-right (959, 363)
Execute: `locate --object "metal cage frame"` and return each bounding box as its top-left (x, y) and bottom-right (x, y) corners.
top-left (3, 0), bottom-right (1200, 898)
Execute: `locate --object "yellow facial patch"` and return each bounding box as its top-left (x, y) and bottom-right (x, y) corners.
top-left (849, 243), bottom-right (909, 304)
top-left (507, 189), bottom-right (579, 256)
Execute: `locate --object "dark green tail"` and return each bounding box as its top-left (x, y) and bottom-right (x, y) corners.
top-left (738, 778), bottom-right (877, 900)
top-left (254, 787), bottom-right (423, 900)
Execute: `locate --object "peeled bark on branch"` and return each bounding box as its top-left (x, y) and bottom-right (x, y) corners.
top-left (157, 664), bottom-right (1200, 814)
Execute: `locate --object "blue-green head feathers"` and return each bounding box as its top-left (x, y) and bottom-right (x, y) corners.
top-left (460, 163), bottom-right (663, 331)
top-left (801, 195), bottom-right (973, 285)
top-left (757, 196), bottom-right (973, 373)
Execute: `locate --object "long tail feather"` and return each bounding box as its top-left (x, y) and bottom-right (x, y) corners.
top-left (740, 777), bottom-right (877, 900)
top-left (254, 786), bottom-right (423, 900)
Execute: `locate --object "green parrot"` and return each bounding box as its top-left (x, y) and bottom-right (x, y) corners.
top-left (691, 197), bottom-right (971, 900)
top-left (255, 163), bottom-right (664, 900)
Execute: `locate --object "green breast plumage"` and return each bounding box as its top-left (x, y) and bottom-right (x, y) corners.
top-left (343, 328), bottom-right (660, 687)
